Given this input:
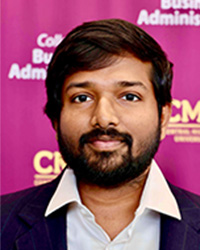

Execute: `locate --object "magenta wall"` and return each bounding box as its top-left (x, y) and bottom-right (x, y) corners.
top-left (1, 0), bottom-right (200, 195)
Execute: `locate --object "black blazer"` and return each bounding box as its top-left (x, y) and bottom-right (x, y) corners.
top-left (1, 172), bottom-right (200, 250)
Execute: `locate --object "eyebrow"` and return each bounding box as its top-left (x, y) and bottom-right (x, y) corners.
top-left (65, 82), bottom-right (91, 92)
top-left (65, 80), bottom-right (147, 92)
top-left (118, 81), bottom-right (147, 90)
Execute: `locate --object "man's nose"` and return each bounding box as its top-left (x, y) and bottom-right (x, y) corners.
top-left (90, 97), bottom-right (119, 129)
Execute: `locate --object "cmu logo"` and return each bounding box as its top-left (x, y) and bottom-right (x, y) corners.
top-left (170, 99), bottom-right (200, 123)
top-left (167, 99), bottom-right (200, 143)
top-left (33, 150), bottom-right (66, 186)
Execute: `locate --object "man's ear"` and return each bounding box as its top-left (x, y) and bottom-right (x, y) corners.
top-left (160, 103), bottom-right (172, 140)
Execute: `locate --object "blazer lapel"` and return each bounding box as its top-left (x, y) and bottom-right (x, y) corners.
top-left (15, 206), bottom-right (67, 250)
top-left (13, 173), bottom-right (68, 250)
top-left (160, 184), bottom-right (200, 250)
top-left (160, 214), bottom-right (200, 250)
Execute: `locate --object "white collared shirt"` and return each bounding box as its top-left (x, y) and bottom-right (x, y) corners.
top-left (45, 160), bottom-right (181, 250)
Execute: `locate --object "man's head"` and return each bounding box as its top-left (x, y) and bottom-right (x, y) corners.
top-left (45, 19), bottom-right (173, 187)
top-left (45, 19), bottom-right (173, 123)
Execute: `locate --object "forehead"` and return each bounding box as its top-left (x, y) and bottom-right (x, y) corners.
top-left (63, 56), bottom-right (153, 92)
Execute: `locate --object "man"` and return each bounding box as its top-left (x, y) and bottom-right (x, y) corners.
top-left (1, 19), bottom-right (200, 250)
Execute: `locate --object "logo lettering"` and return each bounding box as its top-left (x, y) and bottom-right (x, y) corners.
top-left (33, 150), bottom-right (66, 174)
top-left (170, 99), bottom-right (200, 123)
top-left (37, 33), bottom-right (63, 48)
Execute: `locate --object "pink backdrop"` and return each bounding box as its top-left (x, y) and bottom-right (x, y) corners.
top-left (1, 0), bottom-right (200, 195)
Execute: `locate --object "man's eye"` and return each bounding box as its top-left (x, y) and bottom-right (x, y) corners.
top-left (73, 95), bottom-right (92, 103)
top-left (122, 94), bottom-right (140, 101)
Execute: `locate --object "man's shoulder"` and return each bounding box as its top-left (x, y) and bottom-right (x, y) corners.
top-left (1, 175), bottom-right (60, 222)
top-left (1, 185), bottom-right (39, 205)
top-left (160, 184), bottom-right (200, 249)
top-left (169, 183), bottom-right (200, 208)
top-left (1, 185), bottom-right (46, 215)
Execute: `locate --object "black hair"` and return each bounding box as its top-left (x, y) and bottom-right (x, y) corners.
top-left (45, 19), bottom-right (173, 124)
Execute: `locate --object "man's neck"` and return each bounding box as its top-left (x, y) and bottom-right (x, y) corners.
top-left (78, 167), bottom-right (150, 240)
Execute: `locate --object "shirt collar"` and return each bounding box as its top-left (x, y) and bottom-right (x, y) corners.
top-left (136, 160), bottom-right (181, 220)
top-left (45, 169), bottom-right (81, 216)
top-left (45, 160), bottom-right (181, 220)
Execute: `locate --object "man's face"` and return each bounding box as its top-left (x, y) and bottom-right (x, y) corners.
top-left (56, 55), bottom-right (170, 187)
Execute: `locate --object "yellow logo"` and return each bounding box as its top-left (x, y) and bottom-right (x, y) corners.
top-left (167, 99), bottom-right (200, 143)
top-left (33, 150), bottom-right (66, 186)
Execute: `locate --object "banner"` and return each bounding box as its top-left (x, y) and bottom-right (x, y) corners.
top-left (1, 0), bottom-right (200, 195)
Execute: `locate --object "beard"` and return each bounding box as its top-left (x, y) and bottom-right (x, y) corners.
top-left (57, 124), bottom-right (161, 188)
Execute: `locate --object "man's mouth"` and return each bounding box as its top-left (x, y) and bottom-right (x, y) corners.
top-left (87, 135), bottom-right (125, 151)
top-left (79, 128), bottom-right (133, 151)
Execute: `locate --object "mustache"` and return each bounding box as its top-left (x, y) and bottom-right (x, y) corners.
top-left (79, 128), bottom-right (133, 147)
